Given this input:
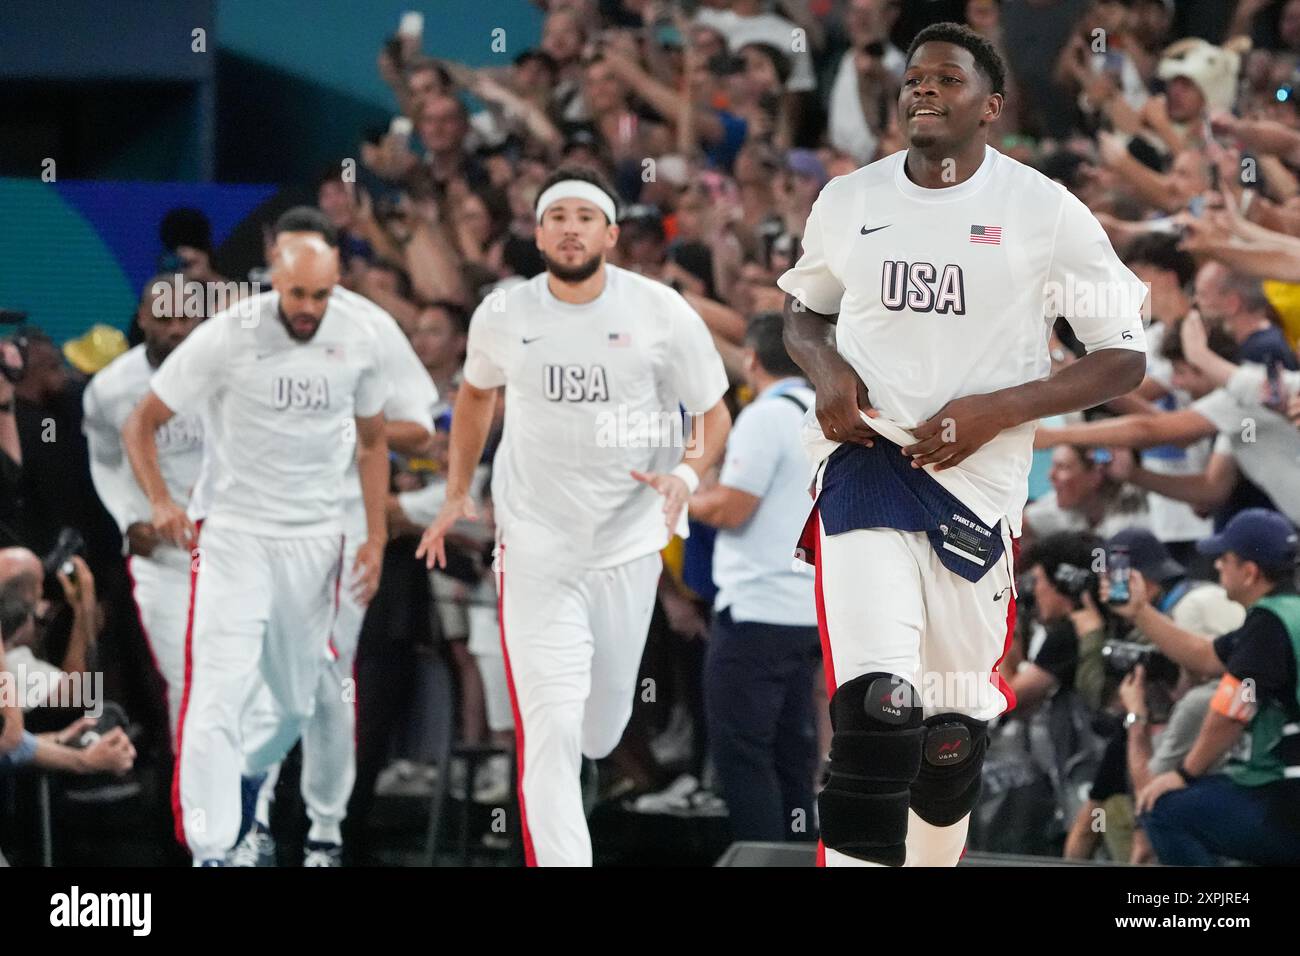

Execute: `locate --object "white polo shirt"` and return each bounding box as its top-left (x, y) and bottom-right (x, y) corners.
top-left (712, 379), bottom-right (817, 627)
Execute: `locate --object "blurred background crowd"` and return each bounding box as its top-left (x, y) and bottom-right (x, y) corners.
top-left (2, 0), bottom-right (1300, 866)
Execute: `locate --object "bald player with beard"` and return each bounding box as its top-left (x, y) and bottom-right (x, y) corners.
top-left (124, 233), bottom-right (389, 866)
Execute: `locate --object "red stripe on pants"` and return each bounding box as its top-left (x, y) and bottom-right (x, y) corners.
top-left (811, 509), bottom-right (836, 868)
top-left (495, 547), bottom-right (537, 866)
top-left (170, 522), bottom-right (203, 851)
top-left (990, 537), bottom-right (1020, 715)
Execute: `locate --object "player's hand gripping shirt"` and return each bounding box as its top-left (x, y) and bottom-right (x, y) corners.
top-left (777, 145), bottom-right (1147, 534)
top-left (463, 265), bottom-right (729, 568)
top-left (150, 291), bottom-right (386, 536)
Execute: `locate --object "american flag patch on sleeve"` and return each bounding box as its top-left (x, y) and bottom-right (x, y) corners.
top-left (969, 224), bottom-right (1002, 245)
top-left (608, 332), bottom-right (631, 347)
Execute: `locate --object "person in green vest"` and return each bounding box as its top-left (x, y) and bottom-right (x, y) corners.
top-left (1103, 507), bottom-right (1300, 865)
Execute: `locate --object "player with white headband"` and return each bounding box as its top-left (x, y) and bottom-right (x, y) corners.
top-left (417, 165), bottom-right (732, 866)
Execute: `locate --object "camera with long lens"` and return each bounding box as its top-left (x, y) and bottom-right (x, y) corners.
top-left (1052, 562), bottom-right (1096, 607)
top-left (1101, 639), bottom-right (1179, 685)
top-left (1102, 639), bottom-right (1180, 722)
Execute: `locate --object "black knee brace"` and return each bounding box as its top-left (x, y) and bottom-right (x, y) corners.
top-left (818, 672), bottom-right (923, 866)
top-left (909, 713), bottom-right (989, 827)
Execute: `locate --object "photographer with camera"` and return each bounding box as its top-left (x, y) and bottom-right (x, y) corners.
top-left (1011, 532), bottom-right (1111, 716)
top-left (0, 546), bottom-right (100, 713)
top-left (1, 565), bottom-right (132, 779)
top-left (1104, 508), bottom-right (1300, 864)
top-left (1072, 528), bottom-right (1244, 861)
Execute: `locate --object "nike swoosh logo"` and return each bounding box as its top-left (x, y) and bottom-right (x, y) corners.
top-left (521, 336), bottom-right (544, 344)
top-left (860, 225), bottom-right (890, 236)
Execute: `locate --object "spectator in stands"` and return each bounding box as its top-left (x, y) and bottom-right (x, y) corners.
top-left (826, 0), bottom-right (905, 164)
top-left (1022, 445), bottom-right (1149, 544)
top-left (1119, 236), bottom-right (1212, 566)
top-left (1194, 262), bottom-right (1299, 370)
top-left (1107, 509), bottom-right (1300, 865)
top-left (409, 301), bottom-right (469, 405)
top-left (415, 93), bottom-right (489, 195)
top-left (1041, 318), bottom-right (1300, 526)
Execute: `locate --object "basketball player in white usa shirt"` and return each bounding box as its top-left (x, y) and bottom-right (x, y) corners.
top-left (778, 23), bottom-right (1148, 868)
top-left (418, 167), bottom-right (732, 866)
top-left (83, 277), bottom-right (203, 747)
top-left (232, 208), bottom-right (438, 868)
top-left (123, 233), bottom-right (389, 866)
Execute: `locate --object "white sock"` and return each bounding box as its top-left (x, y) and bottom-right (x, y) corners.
top-left (903, 809), bottom-right (970, 867)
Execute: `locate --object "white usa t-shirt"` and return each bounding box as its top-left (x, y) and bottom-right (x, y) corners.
top-left (777, 145), bottom-right (1148, 536)
top-left (329, 287), bottom-right (438, 535)
top-left (464, 264), bottom-right (729, 569)
top-left (151, 291), bottom-right (386, 537)
top-left (84, 344), bottom-right (205, 539)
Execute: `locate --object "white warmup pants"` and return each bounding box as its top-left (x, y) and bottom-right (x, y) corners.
top-left (126, 548), bottom-right (192, 748)
top-left (173, 522), bottom-right (342, 863)
top-left (243, 518), bottom-right (366, 845)
top-left (497, 545), bottom-right (661, 867)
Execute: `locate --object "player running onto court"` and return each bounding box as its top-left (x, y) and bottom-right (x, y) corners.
top-left (232, 208), bottom-right (437, 868)
top-left (417, 166), bottom-right (732, 867)
top-left (83, 276), bottom-right (203, 746)
top-left (778, 22), bottom-right (1148, 867)
top-left (123, 232), bottom-right (389, 866)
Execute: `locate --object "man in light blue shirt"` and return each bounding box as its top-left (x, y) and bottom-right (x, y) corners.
top-left (690, 312), bottom-right (820, 843)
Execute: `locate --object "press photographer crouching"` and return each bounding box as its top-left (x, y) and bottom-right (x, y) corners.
top-left (1, 542), bottom-right (135, 866)
top-left (0, 552), bottom-right (134, 777)
top-left (1075, 528), bottom-right (1245, 862)
top-left (0, 536), bottom-right (101, 718)
top-left (1103, 509), bottom-right (1300, 865)
top-left (1010, 532), bottom-right (1112, 716)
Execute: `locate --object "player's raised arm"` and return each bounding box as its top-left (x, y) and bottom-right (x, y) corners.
top-left (122, 391), bottom-right (193, 548)
top-left (416, 380), bottom-right (493, 569)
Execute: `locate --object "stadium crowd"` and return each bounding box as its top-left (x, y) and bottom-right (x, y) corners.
top-left (3, 0), bottom-right (1300, 866)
